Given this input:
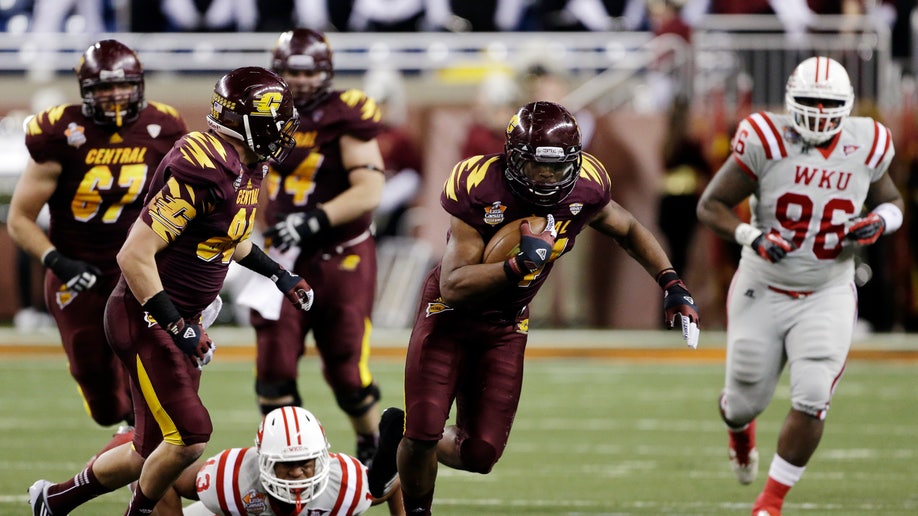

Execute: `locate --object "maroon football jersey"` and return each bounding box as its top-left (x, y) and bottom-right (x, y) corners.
top-left (24, 102), bottom-right (187, 275)
top-left (140, 131), bottom-right (265, 315)
top-left (438, 152), bottom-right (612, 316)
top-left (262, 88), bottom-right (383, 246)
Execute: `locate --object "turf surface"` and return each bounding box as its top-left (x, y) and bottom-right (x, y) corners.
top-left (1, 354), bottom-right (916, 515)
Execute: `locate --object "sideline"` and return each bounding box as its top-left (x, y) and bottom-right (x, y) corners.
top-left (2, 327), bottom-right (916, 361)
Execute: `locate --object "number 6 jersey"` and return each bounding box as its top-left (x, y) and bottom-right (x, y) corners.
top-left (730, 111), bottom-right (894, 290)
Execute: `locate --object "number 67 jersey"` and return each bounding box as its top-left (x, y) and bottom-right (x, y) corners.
top-left (731, 111), bottom-right (894, 290)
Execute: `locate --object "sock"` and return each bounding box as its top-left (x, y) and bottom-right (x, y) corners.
top-left (125, 482), bottom-right (158, 516)
top-left (402, 487), bottom-right (434, 515)
top-left (728, 421), bottom-right (755, 447)
top-left (46, 465), bottom-right (113, 514)
top-left (756, 454), bottom-right (804, 509)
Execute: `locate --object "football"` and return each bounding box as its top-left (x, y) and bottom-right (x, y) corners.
top-left (482, 216), bottom-right (549, 264)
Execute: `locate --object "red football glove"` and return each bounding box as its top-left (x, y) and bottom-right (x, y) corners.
top-left (846, 212), bottom-right (885, 245)
top-left (751, 232), bottom-right (795, 263)
top-left (505, 214), bottom-right (556, 279)
top-left (274, 268), bottom-right (314, 311)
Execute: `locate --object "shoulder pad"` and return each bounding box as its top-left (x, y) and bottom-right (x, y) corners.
top-left (580, 152), bottom-right (611, 192)
top-left (25, 105), bottom-right (71, 136)
top-left (147, 101), bottom-right (183, 121)
top-left (443, 154), bottom-right (501, 203)
top-left (737, 111), bottom-right (788, 160)
top-left (338, 89), bottom-right (382, 123)
top-left (176, 131), bottom-right (230, 171)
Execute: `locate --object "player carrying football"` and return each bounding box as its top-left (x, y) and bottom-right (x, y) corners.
top-left (393, 100), bottom-right (700, 515)
top-left (697, 56), bottom-right (904, 516)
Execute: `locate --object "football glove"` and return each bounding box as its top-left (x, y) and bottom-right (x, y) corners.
top-left (264, 209), bottom-right (330, 252)
top-left (846, 212), bottom-right (885, 246)
top-left (165, 319), bottom-right (215, 369)
top-left (43, 250), bottom-right (101, 292)
top-left (505, 214), bottom-right (556, 279)
top-left (657, 269), bottom-right (701, 349)
top-left (751, 232), bottom-right (795, 263)
top-left (274, 268), bottom-right (314, 311)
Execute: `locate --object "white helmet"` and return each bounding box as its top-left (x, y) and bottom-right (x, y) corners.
top-left (785, 56), bottom-right (854, 144)
top-left (255, 407), bottom-right (331, 504)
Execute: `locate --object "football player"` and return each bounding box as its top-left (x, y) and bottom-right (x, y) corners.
top-left (149, 406), bottom-right (405, 515)
top-left (697, 56), bottom-right (904, 516)
top-left (28, 66), bottom-right (314, 516)
top-left (395, 100), bottom-right (700, 515)
top-left (250, 28), bottom-right (387, 466)
top-left (7, 39), bottom-right (186, 452)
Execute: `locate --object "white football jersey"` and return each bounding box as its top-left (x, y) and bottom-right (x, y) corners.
top-left (190, 447), bottom-right (372, 516)
top-left (731, 111), bottom-right (894, 290)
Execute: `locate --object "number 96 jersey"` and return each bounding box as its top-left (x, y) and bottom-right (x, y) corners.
top-left (730, 111), bottom-right (894, 290)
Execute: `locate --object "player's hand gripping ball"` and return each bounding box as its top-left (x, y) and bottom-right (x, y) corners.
top-left (482, 215), bottom-right (551, 264)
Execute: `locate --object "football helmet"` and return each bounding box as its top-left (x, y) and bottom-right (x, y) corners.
top-left (785, 56), bottom-right (854, 144)
top-left (505, 101), bottom-right (582, 206)
top-left (75, 39), bottom-right (145, 127)
top-left (271, 29), bottom-right (334, 111)
top-left (255, 407), bottom-right (331, 505)
top-left (206, 66), bottom-right (299, 162)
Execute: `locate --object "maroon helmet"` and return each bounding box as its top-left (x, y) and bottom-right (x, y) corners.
top-left (74, 39), bottom-right (145, 127)
top-left (206, 67), bottom-right (299, 163)
top-left (504, 101), bottom-right (582, 206)
top-left (271, 29), bottom-right (334, 110)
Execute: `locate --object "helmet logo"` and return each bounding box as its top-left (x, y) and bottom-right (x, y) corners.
top-left (99, 69), bottom-right (126, 80)
top-left (506, 114), bottom-right (519, 135)
top-left (253, 92), bottom-right (283, 116)
top-left (287, 54), bottom-right (317, 68)
top-left (534, 147), bottom-right (564, 160)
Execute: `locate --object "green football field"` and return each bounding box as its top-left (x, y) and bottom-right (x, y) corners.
top-left (1, 353), bottom-right (916, 515)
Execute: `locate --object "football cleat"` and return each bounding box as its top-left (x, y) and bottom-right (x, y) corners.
top-left (368, 407), bottom-right (405, 499)
top-left (28, 479), bottom-right (53, 516)
top-left (728, 420), bottom-right (758, 485)
top-left (752, 491), bottom-right (782, 516)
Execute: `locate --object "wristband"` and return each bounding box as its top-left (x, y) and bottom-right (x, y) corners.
top-left (41, 248), bottom-right (59, 267)
top-left (734, 223), bottom-right (763, 247)
top-left (237, 244), bottom-right (283, 279)
top-left (873, 202), bottom-right (903, 234)
top-left (655, 268), bottom-right (680, 290)
top-left (142, 290), bottom-right (183, 330)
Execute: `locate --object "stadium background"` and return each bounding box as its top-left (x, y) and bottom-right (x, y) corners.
top-left (0, 11), bottom-right (915, 336)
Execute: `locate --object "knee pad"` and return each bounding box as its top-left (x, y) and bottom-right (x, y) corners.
top-left (255, 378), bottom-right (300, 399)
top-left (790, 370), bottom-right (833, 419)
top-left (459, 437), bottom-right (498, 474)
top-left (719, 389), bottom-right (766, 426)
top-left (256, 379), bottom-right (301, 415)
top-left (335, 383), bottom-right (381, 417)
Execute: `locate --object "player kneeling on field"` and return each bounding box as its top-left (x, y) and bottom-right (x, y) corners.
top-left (149, 406), bottom-right (404, 516)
